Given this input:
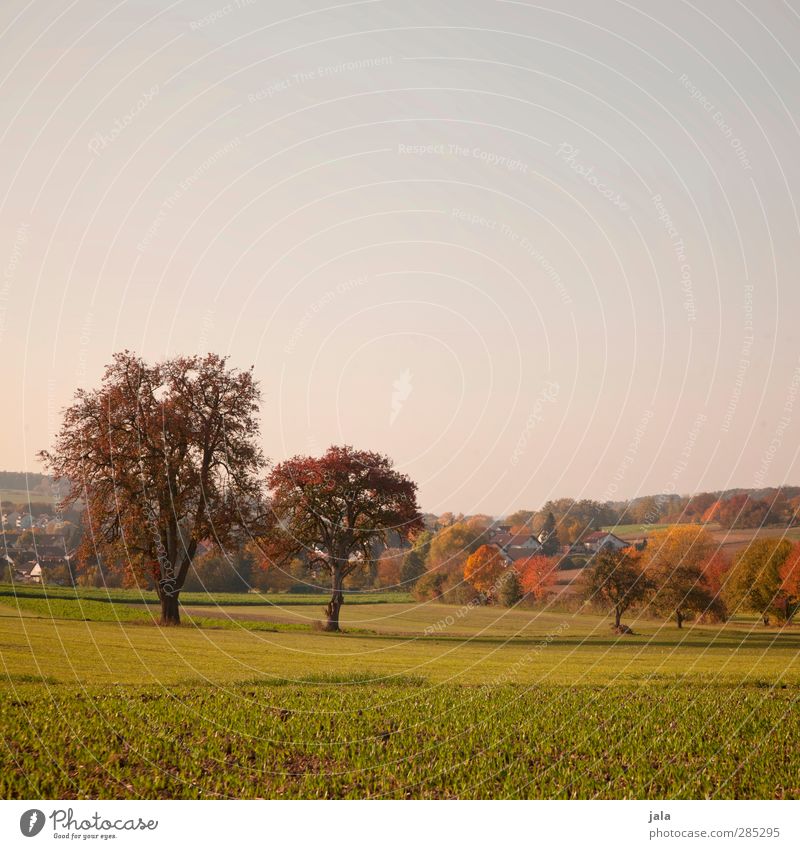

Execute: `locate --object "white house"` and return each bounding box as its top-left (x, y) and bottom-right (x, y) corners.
top-left (582, 531), bottom-right (630, 554)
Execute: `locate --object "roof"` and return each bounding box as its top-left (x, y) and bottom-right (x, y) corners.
top-left (505, 546), bottom-right (542, 562)
top-left (492, 532), bottom-right (541, 549)
top-left (584, 531), bottom-right (628, 545)
top-left (583, 531), bottom-right (609, 542)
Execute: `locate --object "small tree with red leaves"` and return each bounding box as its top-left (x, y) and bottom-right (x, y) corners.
top-left (778, 542), bottom-right (800, 623)
top-left (518, 554), bottom-right (560, 601)
top-left (264, 445), bottom-right (422, 631)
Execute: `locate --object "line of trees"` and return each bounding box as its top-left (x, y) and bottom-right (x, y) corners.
top-left (583, 527), bottom-right (800, 631)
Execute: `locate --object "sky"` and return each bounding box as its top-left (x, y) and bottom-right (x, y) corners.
top-left (0, 0), bottom-right (799, 516)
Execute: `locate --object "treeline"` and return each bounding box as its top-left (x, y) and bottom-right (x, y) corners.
top-left (583, 528), bottom-right (800, 630)
top-left (415, 524), bottom-right (800, 630)
top-left (0, 471), bottom-right (51, 491)
top-left (500, 489), bottom-right (800, 541)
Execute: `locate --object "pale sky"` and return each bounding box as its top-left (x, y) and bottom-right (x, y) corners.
top-left (1, 0), bottom-right (799, 515)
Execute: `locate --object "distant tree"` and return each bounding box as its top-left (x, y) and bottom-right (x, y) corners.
top-left (643, 526), bottom-right (716, 628)
top-left (538, 511), bottom-right (560, 555)
top-left (463, 544), bottom-right (506, 598)
top-left (40, 352), bottom-right (265, 626)
top-left (263, 445), bottom-right (422, 631)
top-left (400, 529), bottom-right (433, 588)
top-left (436, 512), bottom-right (463, 529)
top-left (497, 568), bottom-right (523, 607)
top-left (683, 492), bottom-right (719, 523)
top-left (517, 554), bottom-right (559, 601)
top-left (536, 498), bottom-right (618, 542)
top-left (412, 570), bottom-right (446, 601)
top-left (182, 547), bottom-right (254, 593)
top-left (630, 495), bottom-right (661, 525)
top-left (582, 547), bottom-right (651, 630)
top-left (725, 538), bottom-right (792, 625)
top-left (716, 494), bottom-right (774, 530)
top-left (505, 509), bottom-right (535, 532)
top-left (699, 550), bottom-right (732, 598)
top-left (778, 542), bottom-right (800, 623)
top-left (426, 519), bottom-right (488, 575)
top-left (375, 547), bottom-right (406, 589)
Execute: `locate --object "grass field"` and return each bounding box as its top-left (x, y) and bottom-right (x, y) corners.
top-left (0, 487), bottom-right (55, 506)
top-left (1, 587), bottom-right (799, 798)
top-left (603, 522), bottom-right (800, 555)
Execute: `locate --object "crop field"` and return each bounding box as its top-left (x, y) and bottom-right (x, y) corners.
top-left (2, 588), bottom-right (799, 798)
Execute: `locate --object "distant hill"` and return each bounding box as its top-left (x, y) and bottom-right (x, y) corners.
top-left (0, 472), bottom-right (56, 506)
top-left (0, 471), bottom-right (51, 491)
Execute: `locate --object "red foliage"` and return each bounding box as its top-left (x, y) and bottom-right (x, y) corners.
top-left (517, 554), bottom-right (559, 600)
top-left (700, 550), bottom-right (732, 596)
top-left (778, 542), bottom-right (800, 619)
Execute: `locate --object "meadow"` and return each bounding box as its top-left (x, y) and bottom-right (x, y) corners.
top-left (2, 586), bottom-right (799, 798)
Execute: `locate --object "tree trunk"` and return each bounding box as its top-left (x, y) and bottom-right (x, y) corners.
top-left (762, 613), bottom-right (770, 627)
top-left (614, 606), bottom-right (622, 629)
top-left (159, 593), bottom-right (181, 626)
top-left (676, 610), bottom-right (684, 629)
top-left (323, 569), bottom-right (344, 632)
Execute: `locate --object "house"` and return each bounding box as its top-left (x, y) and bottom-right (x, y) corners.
top-left (29, 563), bottom-right (43, 583)
top-left (492, 531), bottom-right (541, 550)
top-left (582, 531), bottom-right (630, 554)
top-left (490, 531), bottom-right (543, 564)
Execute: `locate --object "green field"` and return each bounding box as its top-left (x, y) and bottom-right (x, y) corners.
top-left (0, 487), bottom-right (55, 506)
top-left (602, 522), bottom-right (693, 536)
top-left (1, 587), bottom-right (799, 798)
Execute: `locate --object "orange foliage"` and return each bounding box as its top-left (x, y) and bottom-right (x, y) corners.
top-left (463, 544), bottom-right (507, 595)
top-left (779, 541), bottom-right (800, 610)
top-left (517, 554), bottom-right (559, 600)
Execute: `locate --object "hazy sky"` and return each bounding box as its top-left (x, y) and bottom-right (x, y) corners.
top-left (1, 0), bottom-right (799, 515)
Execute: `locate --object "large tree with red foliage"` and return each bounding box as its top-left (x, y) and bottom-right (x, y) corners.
top-left (40, 352), bottom-right (265, 625)
top-left (264, 445), bottom-right (422, 631)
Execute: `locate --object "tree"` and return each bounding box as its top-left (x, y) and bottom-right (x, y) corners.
top-left (716, 494), bottom-right (774, 529)
top-left (517, 554), bottom-right (559, 601)
top-left (463, 544), bottom-right (506, 597)
top-left (538, 511), bottom-right (560, 555)
top-left (725, 538), bottom-right (792, 625)
top-left (40, 352), bottom-right (265, 625)
top-left (505, 509), bottom-right (535, 532)
top-left (264, 445), bottom-right (422, 631)
top-left (778, 542), bottom-right (800, 623)
top-left (375, 547), bottom-right (405, 589)
top-left (582, 547), bottom-right (650, 630)
top-left (426, 519), bottom-right (487, 575)
top-left (182, 547), bottom-right (254, 593)
top-left (412, 570), bottom-right (446, 601)
top-left (697, 550), bottom-right (731, 622)
top-left (497, 568), bottom-right (523, 607)
top-left (643, 526), bottom-right (716, 627)
top-left (400, 529), bottom-right (433, 589)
